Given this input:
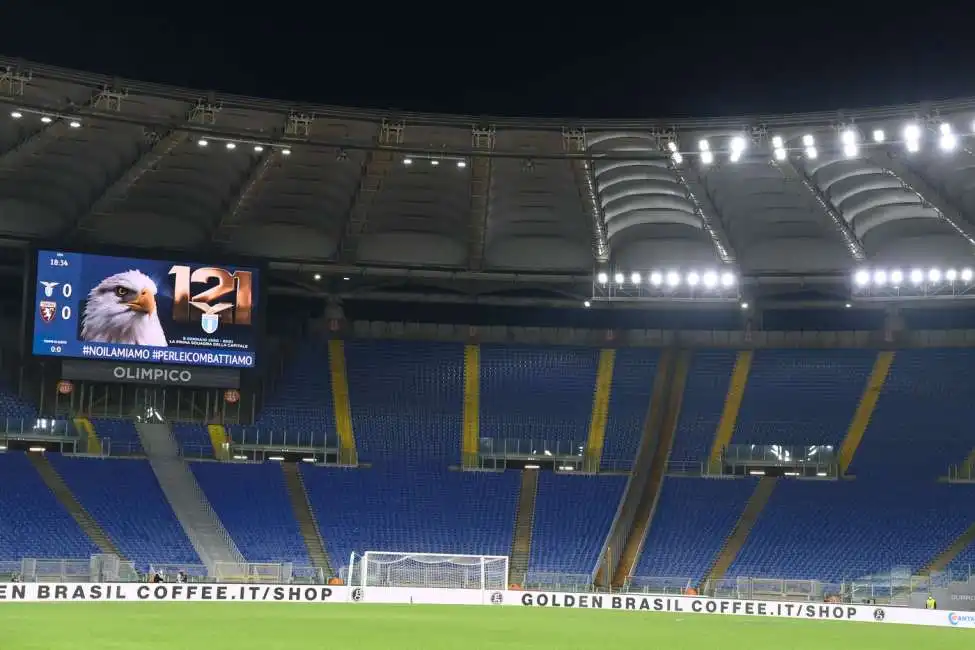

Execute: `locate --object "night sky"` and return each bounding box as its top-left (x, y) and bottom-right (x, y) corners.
top-left (6, 3), bottom-right (975, 119)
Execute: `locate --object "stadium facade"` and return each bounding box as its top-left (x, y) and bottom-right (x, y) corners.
top-left (0, 58), bottom-right (973, 610)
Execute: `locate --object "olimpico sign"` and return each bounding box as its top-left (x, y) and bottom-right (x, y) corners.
top-left (61, 360), bottom-right (240, 388)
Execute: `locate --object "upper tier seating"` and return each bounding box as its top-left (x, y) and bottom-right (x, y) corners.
top-left (191, 461), bottom-right (309, 565)
top-left (91, 418), bottom-right (142, 453)
top-left (850, 349), bottom-right (975, 478)
top-left (632, 477), bottom-right (758, 584)
top-left (668, 351), bottom-right (737, 464)
top-left (0, 452), bottom-right (97, 561)
top-left (728, 479), bottom-right (975, 581)
top-left (243, 340), bottom-right (336, 447)
top-left (300, 461), bottom-right (518, 570)
top-left (171, 422), bottom-right (212, 456)
top-left (480, 345), bottom-right (597, 450)
top-left (345, 341), bottom-right (463, 461)
top-left (603, 349), bottom-right (659, 464)
top-left (48, 455), bottom-right (198, 570)
top-left (0, 383), bottom-right (36, 420)
top-left (527, 472), bottom-right (626, 577)
top-left (732, 349), bottom-right (875, 447)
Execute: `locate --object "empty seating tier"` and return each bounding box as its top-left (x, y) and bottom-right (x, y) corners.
top-left (603, 349), bottom-right (659, 463)
top-left (669, 351), bottom-right (737, 465)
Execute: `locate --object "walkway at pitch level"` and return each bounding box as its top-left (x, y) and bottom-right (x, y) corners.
top-left (602, 349), bottom-right (690, 588)
top-left (838, 351), bottom-right (895, 475)
top-left (328, 340), bottom-right (358, 465)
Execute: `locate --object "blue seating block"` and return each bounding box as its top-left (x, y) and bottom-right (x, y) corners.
top-left (732, 350), bottom-right (875, 447)
top-left (603, 349), bottom-right (659, 464)
top-left (0, 452), bottom-right (98, 560)
top-left (633, 477), bottom-right (757, 583)
top-left (480, 345), bottom-right (597, 448)
top-left (300, 462), bottom-right (518, 570)
top-left (171, 422), bottom-right (212, 456)
top-left (528, 472), bottom-right (626, 576)
top-left (345, 341), bottom-right (464, 461)
top-left (90, 418), bottom-right (142, 453)
top-left (669, 351), bottom-right (736, 464)
top-left (191, 461), bottom-right (310, 565)
top-left (48, 455), bottom-right (198, 570)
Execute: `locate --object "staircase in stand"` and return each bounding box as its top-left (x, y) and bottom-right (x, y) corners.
top-left (282, 463), bottom-right (333, 577)
top-left (134, 421), bottom-right (244, 573)
top-left (27, 453), bottom-right (124, 558)
top-left (701, 476), bottom-right (778, 589)
top-left (923, 520), bottom-right (975, 574)
top-left (508, 468), bottom-right (540, 586)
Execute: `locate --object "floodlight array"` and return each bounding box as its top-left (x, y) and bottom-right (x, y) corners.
top-left (593, 268), bottom-right (740, 301)
top-left (851, 266), bottom-right (975, 299)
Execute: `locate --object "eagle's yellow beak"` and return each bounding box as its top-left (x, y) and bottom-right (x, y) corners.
top-left (126, 288), bottom-right (156, 314)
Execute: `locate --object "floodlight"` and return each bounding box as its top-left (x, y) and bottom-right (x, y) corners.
top-left (699, 139), bottom-right (710, 151)
top-left (730, 136), bottom-right (746, 153)
top-left (929, 268), bottom-right (942, 283)
top-left (225, 142), bottom-right (236, 150)
top-left (10, 111), bottom-right (22, 119)
top-left (940, 123), bottom-right (953, 135)
top-left (198, 138), bottom-right (209, 147)
top-left (903, 124), bottom-right (921, 141)
top-left (614, 273), bottom-right (624, 284)
top-left (667, 141), bottom-right (678, 152)
top-left (40, 116), bottom-right (52, 124)
top-left (597, 272), bottom-right (608, 284)
top-left (841, 130), bottom-right (856, 145)
top-left (672, 152), bottom-right (683, 165)
top-left (854, 270), bottom-right (870, 286)
top-left (69, 120), bottom-right (81, 128)
top-left (720, 271), bottom-right (736, 287)
top-left (907, 139), bottom-right (920, 153)
top-left (890, 269), bottom-right (903, 285)
top-left (649, 271), bottom-right (663, 286)
top-left (774, 148), bottom-right (787, 161)
top-left (583, 300), bottom-right (591, 308)
top-left (843, 144), bottom-right (858, 158)
top-left (702, 271), bottom-right (718, 288)
top-left (730, 151), bottom-right (742, 163)
top-left (772, 136), bottom-right (784, 149)
top-left (740, 302), bottom-right (749, 310)
top-left (701, 151), bottom-right (714, 165)
top-left (946, 269), bottom-right (958, 282)
top-left (802, 134), bottom-right (815, 146)
top-left (873, 270), bottom-right (887, 286)
top-left (961, 268), bottom-right (974, 282)
top-left (403, 157), bottom-right (413, 165)
top-left (940, 133), bottom-right (958, 151)
top-left (687, 271), bottom-right (700, 286)
top-left (805, 146), bottom-right (818, 159)
top-left (631, 272), bottom-right (642, 284)
top-left (910, 268), bottom-right (924, 284)
top-left (872, 129), bottom-right (885, 143)
top-left (665, 271), bottom-right (680, 287)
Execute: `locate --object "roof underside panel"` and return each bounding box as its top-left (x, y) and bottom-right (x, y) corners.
top-left (700, 156), bottom-right (852, 273)
top-left (592, 133), bottom-right (715, 268)
top-left (485, 130), bottom-right (590, 272)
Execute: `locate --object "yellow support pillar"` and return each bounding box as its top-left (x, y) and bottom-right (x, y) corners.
top-left (206, 424), bottom-right (231, 461)
top-left (73, 417), bottom-right (100, 454)
top-left (708, 350), bottom-right (753, 473)
top-left (462, 344), bottom-right (481, 468)
top-left (962, 448), bottom-right (975, 480)
top-left (584, 349), bottom-right (617, 472)
top-left (328, 340), bottom-right (358, 466)
top-left (839, 351), bottom-right (895, 475)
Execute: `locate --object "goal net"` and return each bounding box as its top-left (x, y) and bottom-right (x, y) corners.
top-left (350, 552), bottom-right (509, 590)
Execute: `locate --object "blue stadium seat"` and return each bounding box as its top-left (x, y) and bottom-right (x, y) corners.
top-left (241, 340), bottom-right (335, 447)
top-left (300, 461), bottom-right (518, 568)
top-left (633, 477), bottom-right (757, 583)
top-left (0, 383), bottom-right (36, 420)
top-left (0, 452), bottom-right (98, 561)
top-left (527, 473), bottom-right (625, 576)
top-left (851, 349), bottom-right (975, 478)
top-left (480, 345), bottom-right (597, 450)
top-left (48, 455), bottom-right (198, 570)
top-left (729, 479), bottom-right (975, 581)
top-left (90, 418), bottom-right (142, 453)
top-left (191, 461), bottom-right (310, 565)
top-left (732, 350), bottom-right (875, 447)
top-left (171, 422), bottom-right (212, 456)
top-left (669, 351), bottom-right (737, 464)
top-left (345, 341), bottom-right (464, 461)
top-left (603, 349), bottom-right (659, 464)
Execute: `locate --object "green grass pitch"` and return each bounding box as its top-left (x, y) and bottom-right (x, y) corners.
top-left (0, 602), bottom-right (966, 649)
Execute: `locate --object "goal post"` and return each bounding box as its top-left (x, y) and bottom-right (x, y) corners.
top-left (352, 551), bottom-right (509, 590)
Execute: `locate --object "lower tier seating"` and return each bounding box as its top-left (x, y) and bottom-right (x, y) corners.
top-left (192, 461), bottom-right (310, 565)
top-left (527, 473), bottom-right (626, 578)
top-left (300, 462), bottom-right (519, 572)
top-left (632, 477), bottom-right (758, 584)
top-left (0, 452), bottom-right (97, 561)
top-left (729, 479), bottom-right (975, 582)
top-left (48, 455), bottom-right (199, 570)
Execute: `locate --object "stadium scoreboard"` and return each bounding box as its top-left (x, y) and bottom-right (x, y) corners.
top-left (31, 250), bottom-right (259, 369)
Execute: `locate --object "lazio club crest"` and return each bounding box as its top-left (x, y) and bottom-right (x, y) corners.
top-left (39, 301), bottom-right (56, 323)
top-left (201, 313), bottom-right (220, 335)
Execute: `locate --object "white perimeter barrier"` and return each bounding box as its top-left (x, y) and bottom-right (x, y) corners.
top-left (1, 582), bottom-right (973, 629)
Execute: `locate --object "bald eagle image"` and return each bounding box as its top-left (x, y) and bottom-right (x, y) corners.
top-left (80, 270), bottom-right (168, 347)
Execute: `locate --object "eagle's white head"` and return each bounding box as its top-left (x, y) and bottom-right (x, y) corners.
top-left (80, 270), bottom-right (168, 347)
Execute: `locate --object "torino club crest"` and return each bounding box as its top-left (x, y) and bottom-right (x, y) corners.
top-left (39, 301), bottom-right (57, 323)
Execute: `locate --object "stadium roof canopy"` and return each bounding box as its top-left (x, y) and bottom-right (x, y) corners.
top-left (2, 57), bottom-right (975, 308)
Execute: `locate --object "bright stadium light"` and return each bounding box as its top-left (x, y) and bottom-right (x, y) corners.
top-left (253, 145), bottom-right (264, 152)
top-left (597, 272), bottom-right (608, 284)
top-left (904, 124), bottom-right (921, 141)
top-left (225, 142), bottom-right (236, 150)
top-left (841, 130), bottom-right (857, 145)
top-left (872, 129), bottom-right (885, 143)
top-left (890, 269), bottom-right (903, 285)
top-left (649, 271), bottom-right (663, 286)
top-left (963, 268), bottom-right (974, 282)
top-left (431, 159), bottom-right (440, 166)
top-left (929, 268), bottom-right (942, 283)
top-left (699, 139), bottom-right (710, 151)
top-left (665, 271), bottom-right (681, 287)
top-left (946, 268), bottom-right (958, 282)
top-left (802, 134), bottom-right (815, 147)
top-left (457, 160), bottom-right (467, 168)
top-left (873, 270), bottom-right (887, 286)
top-left (583, 300), bottom-right (591, 308)
top-left (701, 150), bottom-right (714, 165)
top-left (667, 141), bottom-right (678, 152)
top-left (614, 273), bottom-right (624, 284)
top-left (702, 271), bottom-right (718, 288)
top-left (771, 136), bottom-right (784, 149)
top-left (774, 147), bottom-right (787, 161)
top-left (805, 146), bottom-right (818, 159)
top-left (197, 138), bottom-right (209, 147)
top-left (843, 143), bottom-right (858, 158)
top-left (940, 123), bottom-right (953, 135)
top-left (10, 110), bottom-right (22, 119)
top-left (854, 269), bottom-right (870, 286)
top-left (403, 157), bottom-right (413, 165)
top-left (40, 116), bottom-right (52, 124)
top-left (910, 268), bottom-right (924, 284)
top-left (69, 120), bottom-right (81, 128)
top-left (720, 271), bottom-right (736, 287)
top-left (281, 148), bottom-right (292, 156)
top-left (940, 131), bottom-right (958, 152)
top-left (671, 152), bottom-right (683, 165)
top-left (687, 271), bottom-right (700, 286)
top-left (631, 272), bottom-right (642, 284)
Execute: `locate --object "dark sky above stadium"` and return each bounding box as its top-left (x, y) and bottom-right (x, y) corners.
top-left (7, 3), bottom-right (975, 119)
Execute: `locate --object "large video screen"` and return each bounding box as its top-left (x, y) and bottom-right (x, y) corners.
top-left (32, 250), bottom-right (258, 368)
